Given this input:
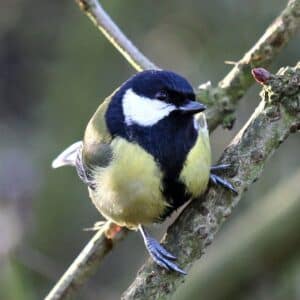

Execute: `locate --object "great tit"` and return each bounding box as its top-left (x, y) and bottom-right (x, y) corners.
top-left (52, 70), bottom-right (236, 274)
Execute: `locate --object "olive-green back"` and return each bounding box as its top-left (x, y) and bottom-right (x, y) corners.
top-left (83, 96), bottom-right (113, 167)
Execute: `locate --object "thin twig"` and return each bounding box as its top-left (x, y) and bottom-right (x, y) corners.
top-left (45, 222), bottom-right (128, 300)
top-left (45, 1), bottom-right (300, 299)
top-left (77, 0), bottom-right (300, 129)
top-left (75, 0), bottom-right (157, 71)
top-left (200, 0), bottom-right (300, 130)
top-left (122, 63), bottom-right (300, 299)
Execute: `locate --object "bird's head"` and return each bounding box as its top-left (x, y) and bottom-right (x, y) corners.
top-left (106, 70), bottom-right (206, 132)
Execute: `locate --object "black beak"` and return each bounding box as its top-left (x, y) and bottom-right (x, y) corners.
top-left (178, 100), bottom-right (206, 114)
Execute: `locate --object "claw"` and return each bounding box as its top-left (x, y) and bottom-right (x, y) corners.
top-left (210, 164), bottom-right (238, 194)
top-left (210, 174), bottom-right (238, 195)
top-left (210, 164), bottom-right (231, 172)
top-left (83, 221), bottom-right (107, 231)
top-left (139, 226), bottom-right (186, 275)
top-left (210, 174), bottom-right (217, 185)
top-left (146, 236), bottom-right (177, 260)
top-left (84, 221), bottom-right (122, 239)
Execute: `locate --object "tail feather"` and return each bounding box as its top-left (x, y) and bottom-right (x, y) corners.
top-left (52, 141), bottom-right (82, 169)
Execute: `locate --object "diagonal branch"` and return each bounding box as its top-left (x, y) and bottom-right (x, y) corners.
top-left (76, 0), bottom-right (300, 130)
top-left (200, 0), bottom-right (300, 130)
top-left (75, 0), bottom-right (157, 71)
top-left (122, 63), bottom-right (300, 299)
top-left (45, 222), bottom-right (128, 300)
top-left (45, 1), bottom-right (300, 299)
top-left (175, 168), bottom-right (300, 300)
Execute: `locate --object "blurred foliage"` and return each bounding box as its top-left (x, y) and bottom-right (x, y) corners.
top-left (0, 1), bottom-right (299, 299)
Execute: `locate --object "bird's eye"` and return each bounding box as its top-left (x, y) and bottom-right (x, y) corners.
top-left (155, 90), bottom-right (168, 101)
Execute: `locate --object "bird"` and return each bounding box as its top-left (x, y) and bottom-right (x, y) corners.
top-left (52, 70), bottom-right (236, 274)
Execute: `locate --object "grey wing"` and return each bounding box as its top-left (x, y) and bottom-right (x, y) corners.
top-left (52, 141), bottom-right (82, 168)
top-left (52, 141), bottom-right (95, 189)
top-left (75, 146), bottom-right (96, 190)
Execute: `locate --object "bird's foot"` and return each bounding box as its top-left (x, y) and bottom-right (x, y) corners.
top-left (83, 220), bottom-right (107, 231)
top-left (139, 226), bottom-right (186, 275)
top-left (84, 221), bottom-right (122, 239)
top-left (210, 164), bottom-right (238, 194)
top-left (105, 222), bottom-right (122, 239)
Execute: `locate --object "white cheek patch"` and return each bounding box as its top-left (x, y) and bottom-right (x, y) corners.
top-left (122, 88), bottom-right (176, 126)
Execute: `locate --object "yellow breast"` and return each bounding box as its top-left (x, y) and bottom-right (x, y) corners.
top-left (179, 114), bottom-right (211, 197)
top-left (90, 137), bottom-right (169, 228)
top-left (89, 113), bottom-right (211, 228)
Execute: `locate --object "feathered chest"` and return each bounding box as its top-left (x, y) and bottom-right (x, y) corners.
top-left (107, 113), bottom-right (211, 214)
top-left (85, 110), bottom-right (211, 225)
top-left (126, 115), bottom-right (198, 178)
top-left (89, 125), bottom-right (211, 226)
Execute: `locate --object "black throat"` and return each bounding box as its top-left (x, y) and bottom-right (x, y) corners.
top-left (126, 113), bottom-right (197, 179)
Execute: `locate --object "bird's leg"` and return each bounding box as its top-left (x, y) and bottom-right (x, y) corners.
top-left (210, 163), bottom-right (238, 194)
top-left (138, 225), bottom-right (186, 275)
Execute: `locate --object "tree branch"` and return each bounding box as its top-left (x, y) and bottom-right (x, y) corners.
top-left (76, 0), bottom-right (300, 129)
top-left (122, 63), bottom-right (300, 299)
top-left (45, 222), bottom-right (128, 300)
top-left (175, 168), bottom-right (300, 300)
top-left (45, 1), bottom-right (300, 299)
top-left (75, 0), bottom-right (157, 71)
top-left (200, 0), bottom-right (300, 130)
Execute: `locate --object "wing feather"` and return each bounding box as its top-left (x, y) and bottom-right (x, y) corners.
top-left (52, 141), bottom-right (82, 168)
top-left (83, 95), bottom-right (113, 168)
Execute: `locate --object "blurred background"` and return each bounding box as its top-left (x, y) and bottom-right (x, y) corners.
top-left (0, 1), bottom-right (299, 299)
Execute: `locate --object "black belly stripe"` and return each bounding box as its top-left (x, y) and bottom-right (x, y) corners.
top-left (106, 106), bottom-right (198, 220)
top-left (159, 176), bottom-right (191, 220)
